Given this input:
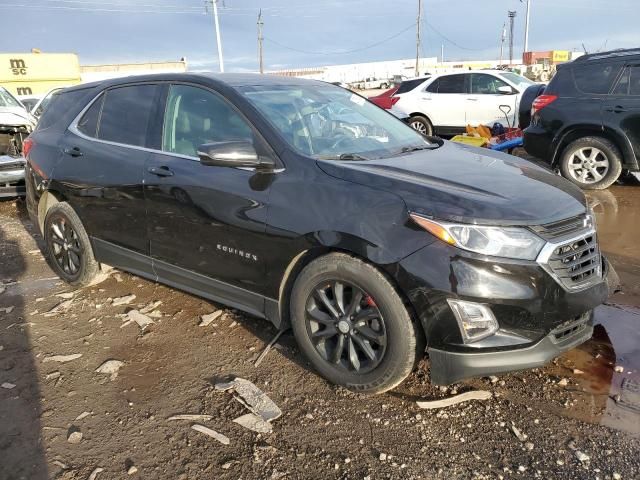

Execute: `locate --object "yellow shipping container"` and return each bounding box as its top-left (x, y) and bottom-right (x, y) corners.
top-left (551, 50), bottom-right (570, 63)
top-left (0, 53), bottom-right (81, 96)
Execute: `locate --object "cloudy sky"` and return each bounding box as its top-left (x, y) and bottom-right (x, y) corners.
top-left (1, 0), bottom-right (638, 71)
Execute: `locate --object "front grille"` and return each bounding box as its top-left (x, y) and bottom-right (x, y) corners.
top-left (547, 233), bottom-right (601, 289)
top-left (530, 214), bottom-right (588, 241)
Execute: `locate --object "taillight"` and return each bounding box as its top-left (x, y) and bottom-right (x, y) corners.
top-left (531, 94), bottom-right (558, 116)
top-left (22, 137), bottom-right (34, 158)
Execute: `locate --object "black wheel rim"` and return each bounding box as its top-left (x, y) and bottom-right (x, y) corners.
top-left (305, 281), bottom-right (387, 374)
top-left (48, 216), bottom-right (82, 277)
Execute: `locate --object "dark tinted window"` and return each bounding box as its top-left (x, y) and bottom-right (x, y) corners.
top-left (573, 63), bottom-right (622, 94)
top-left (545, 67), bottom-right (573, 95)
top-left (428, 74), bottom-right (466, 94)
top-left (98, 84), bottom-right (159, 147)
top-left (396, 78), bottom-right (428, 94)
top-left (36, 89), bottom-right (87, 131)
top-left (613, 66), bottom-right (640, 96)
top-left (77, 94), bottom-right (103, 137)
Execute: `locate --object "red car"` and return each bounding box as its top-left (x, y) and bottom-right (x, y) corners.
top-left (368, 86), bottom-right (399, 110)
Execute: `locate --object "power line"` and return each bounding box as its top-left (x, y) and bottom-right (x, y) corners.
top-left (424, 20), bottom-right (493, 52)
top-left (264, 22), bottom-right (416, 56)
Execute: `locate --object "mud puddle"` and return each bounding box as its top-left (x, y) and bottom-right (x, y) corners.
top-left (559, 304), bottom-right (640, 435)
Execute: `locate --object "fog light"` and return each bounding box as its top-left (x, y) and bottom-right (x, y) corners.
top-left (447, 299), bottom-right (499, 343)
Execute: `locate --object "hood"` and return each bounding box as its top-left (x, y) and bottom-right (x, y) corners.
top-left (0, 108), bottom-right (37, 128)
top-left (316, 140), bottom-right (586, 226)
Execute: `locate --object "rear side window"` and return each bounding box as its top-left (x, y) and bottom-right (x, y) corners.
top-left (612, 66), bottom-right (640, 96)
top-left (396, 78), bottom-right (428, 94)
top-left (98, 84), bottom-right (159, 147)
top-left (572, 63), bottom-right (621, 94)
top-left (77, 94), bottom-right (103, 137)
top-left (427, 75), bottom-right (466, 94)
top-left (36, 89), bottom-right (87, 131)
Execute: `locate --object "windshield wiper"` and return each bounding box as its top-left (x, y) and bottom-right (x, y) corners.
top-left (400, 144), bottom-right (438, 153)
top-left (316, 153), bottom-right (369, 161)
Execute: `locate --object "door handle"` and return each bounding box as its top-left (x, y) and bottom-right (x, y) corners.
top-left (63, 147), bottom-right (83, 157)
top-left (147, 166), bottom-right (174, 177)
top-left (606, 105), bottom-right (627, 113)
top-left (420, 97), bottom-right (432, 100)
top-left (466, 98), bottom-right (478, 101)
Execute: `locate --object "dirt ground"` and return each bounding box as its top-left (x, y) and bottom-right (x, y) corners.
top-left (1, 180), bottom-right (639, 480)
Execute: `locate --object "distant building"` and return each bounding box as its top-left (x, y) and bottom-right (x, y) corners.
top-left (0, 52), bottom-right (81, 96)
top-left (80, 58), bottom-right (188, 83)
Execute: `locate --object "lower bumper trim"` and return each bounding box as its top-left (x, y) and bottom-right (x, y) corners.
top-left (428, 323), bottom-right (594, 385)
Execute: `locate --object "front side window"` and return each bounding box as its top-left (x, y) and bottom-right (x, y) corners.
top-left (573, 63), bottom-right (622, 95)
top-left (428, 75), bottom-right (466, 94)
top-left (98, 84), bottom-right (159, 147)
top-left (470, 74), bottom-right (510, 94)
top-left (239, 83), bottom-right (432, 159)
top-left (162, 84), bottom-right (253, 157)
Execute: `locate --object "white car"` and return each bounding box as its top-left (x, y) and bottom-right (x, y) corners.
top-left (393, 70), bottom-right (537, 136)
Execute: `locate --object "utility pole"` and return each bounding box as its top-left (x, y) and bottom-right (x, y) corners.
top-left (212, 0), bottom-right (225, 72)
top-left (415, 0), bottom-right (422, 77)
top-left (257, 9), bottom-right (264, 74)
top-left (523, 0), bottom-right (531, 54)
top-left (508, 11), bottom-right (517, 65)
top-left (499, 22), bottom-right (506, 67)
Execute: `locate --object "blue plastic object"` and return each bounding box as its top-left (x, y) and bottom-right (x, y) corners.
top-left (489, 137), bottom-right (524, 151)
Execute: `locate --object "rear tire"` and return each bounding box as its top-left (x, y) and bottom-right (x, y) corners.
top-left (44, 202), bottom-right (99, 287)
top-left (408, 115), bottom-right (433, 137)
top-left (290, 253), bottom-right (421, 394)
top-left (559, 136), bottom-right (622, 190)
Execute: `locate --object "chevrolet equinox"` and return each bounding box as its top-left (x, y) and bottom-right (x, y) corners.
top-left (24, 74), bottom-right (615, 393)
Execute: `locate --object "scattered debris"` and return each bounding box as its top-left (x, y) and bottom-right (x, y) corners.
top-left (0, 286), bottom-right (4, 295)
top-left (95, 359), bottom-right (124, 380)
top-left (112, 294), bottom-right (137, 306)
top-left (575, 451), bottom-right (590, 462)
top-left (0, 306), bottom-right (15, 314)
top-left (525, 442), bottom-right (534, 451)
top-left (87, 467), bottom-right (104, 480)
top-left (254, 330), bottom-right (285, 367)
top-left (488, 375), bottom-right (499, 384)
top-left (233, 413), bottom-right (273, 433)
top-left (215, 377), bottom-right (282, 422)
top-left (55, 292), bottom-right (76, 299)
top-left (511, 425), bottom-right (527, 442)
top-left (167, 414), bottom-right (213, 422)
top-left (44, 299), bottom-right (73, 317)
top-left (199, 310), bottom-right (223, 327)
top-left (558, 378), bottom-right (569, 387)
top-left (379, 453), bottom-right (387, 461)
top-left (573, 369), bottom-right (584, 375)
top-left (140, 300), bottom-right (162, 314)
top-left (43, 353), bottom-right (83, 363)
top-left (67, 428), bottom-right (83, 444)
top-left (613, 473), bottom-right (622, 480)
top-left (46, 371), bottom-right (61, 380)
top-left (52, 460), bottom-right (68, 470)
top-left (121, 310), bottom-right (154, 331)
top-left (75, 411), bottom-right (91, 421)
top-left (614, 365), bottom-right (624, 373)
top-left (127, 466), bottom-right (138, 475)
top-left (191, 424), bottom-right (230, 445)
top-left (416, 390), bottom-right (492, 410)
top-left (1, 382), bottom-right (16, 389)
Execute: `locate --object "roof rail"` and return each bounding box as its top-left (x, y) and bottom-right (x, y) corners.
top-left (574, 48), bottom-right (640, 62)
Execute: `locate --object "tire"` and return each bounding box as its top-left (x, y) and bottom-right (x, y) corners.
top-left (408, 115), bottom-right (433, 136)
top-left (43, 202), bottom-right (99, 287)
top-left (559, 136), bottom-right (622, 190)
top-left (290, 253), bottom-right (421, 394)
top-left (380, 83), bottom-right (388, 89)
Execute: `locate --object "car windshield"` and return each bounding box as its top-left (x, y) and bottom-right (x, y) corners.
top-left (498, 72), bottom-right (535, 89)
top-left (239, 83), bottom-right (433, 160)
top-left (0, 87), bottom-right (23, 108)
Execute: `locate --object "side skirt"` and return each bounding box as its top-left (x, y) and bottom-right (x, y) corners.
top-left (91, 238), bottom-right (282, 328)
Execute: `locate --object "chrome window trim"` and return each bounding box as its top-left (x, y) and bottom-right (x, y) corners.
top-left (536, 227), bottom-right (602, 292)
top-left (67, 85), bottom-right (284, 173)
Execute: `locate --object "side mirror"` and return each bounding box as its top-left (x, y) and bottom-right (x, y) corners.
top-left (197, 141), bottom-right (275, 170)
top-left (497, 85), bottom-right (516, 95)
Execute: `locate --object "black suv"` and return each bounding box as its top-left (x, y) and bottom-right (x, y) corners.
top-left (25, 74), bottom-right (614, 393)
top-left (524, 48), bottom-right (640, 189)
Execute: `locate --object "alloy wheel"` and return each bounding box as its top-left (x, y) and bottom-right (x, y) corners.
top-left (305, 281), bottom-right (387, 373)
top-left (410, 121), bottom-right (428, 135)
top-left (567, 147), bottom-right (610, 184)
top-left (48, 216), bottom-right (82, 276)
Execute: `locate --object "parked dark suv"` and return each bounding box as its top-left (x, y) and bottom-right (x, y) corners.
top-left (524, 48), bottom-right (640, 189)
top-left (25, 74), bottom-right (615, 393)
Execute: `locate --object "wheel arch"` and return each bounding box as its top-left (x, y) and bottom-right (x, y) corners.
top-left (552, 125), bottom-right (637, 170)
top-left (275, 245), bottom-right (424, 349)
top-left (36, 190), bottom-right (65, 234)
top-left (408, 112), bottom-right (434, 125)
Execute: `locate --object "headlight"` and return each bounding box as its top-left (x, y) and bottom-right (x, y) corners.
top-left (410, 213), bottom-right (546, 260)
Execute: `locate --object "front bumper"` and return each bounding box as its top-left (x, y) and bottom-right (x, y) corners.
top-left (393, 240), bottom-right (615, 385)
top-left (523, 124), bottom-right (554, 164)
top-left (0, 168), bottom-right (26, 198)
